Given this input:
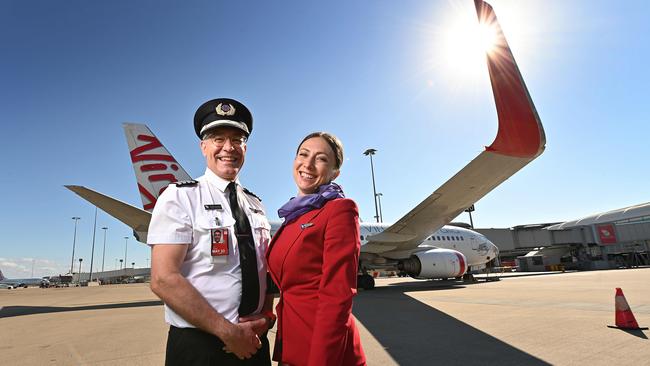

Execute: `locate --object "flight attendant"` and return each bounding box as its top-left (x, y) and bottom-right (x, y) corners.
top-left (267, 132), bottom-right (366, 366)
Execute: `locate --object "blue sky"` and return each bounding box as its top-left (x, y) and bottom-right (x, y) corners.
top-left (1, 0), bottom-right (648, 278)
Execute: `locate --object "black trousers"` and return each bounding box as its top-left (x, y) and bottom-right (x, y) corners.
top-left (165, 326), bottom-right (271, 366)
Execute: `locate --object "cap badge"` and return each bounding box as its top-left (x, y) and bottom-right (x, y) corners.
top-left (216, 103), bottom-right (236, 116)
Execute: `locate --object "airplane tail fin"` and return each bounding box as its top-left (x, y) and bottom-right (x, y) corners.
top-left (0, 270), bottom-right (5, 280)
top-left (123, 123), bottom-right (192, 211)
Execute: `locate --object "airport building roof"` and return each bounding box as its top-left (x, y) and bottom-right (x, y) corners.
top-left (547, 201), bottom-right (650, 230)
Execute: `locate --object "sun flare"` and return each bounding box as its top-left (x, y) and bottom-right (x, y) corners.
top-left (440, 17), bottom-right (501, 81)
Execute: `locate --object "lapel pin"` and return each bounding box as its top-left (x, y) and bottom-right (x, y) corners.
top-left (300, 223), bottom-right (314, 230)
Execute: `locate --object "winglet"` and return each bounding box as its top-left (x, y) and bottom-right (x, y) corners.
top-left (475, 0), bottom-right (546, 158)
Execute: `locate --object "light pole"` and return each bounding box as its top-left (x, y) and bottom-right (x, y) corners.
top-left (376, 193), bottom-right (384, 223)
top-left (70, 217), bottom-right (81, 274)
top-left (465, 205), bottom-right (476, 229)
top-left (78, 258), bottom-right (83, 283)
top-left (363, 148), bottom-right (380, 223)
top-left (89, 207), bottom-right (98, 282)
top-left (132, 262), bottom-right (135, 269)
top-left (123, 236), bottom-right (129, 271)
top-left (119, 259), bottom-right (123, 270)
top-left (101, 227), bottom-right (108, 273)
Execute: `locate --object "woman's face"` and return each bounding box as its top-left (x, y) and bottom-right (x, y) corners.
top-left (293, 137), bottom-right (340, 196)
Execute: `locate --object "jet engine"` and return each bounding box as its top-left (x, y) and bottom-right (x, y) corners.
top-left (399, 248), bottom-right (467, 279)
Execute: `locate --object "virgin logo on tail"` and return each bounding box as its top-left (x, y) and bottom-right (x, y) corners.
top-left (124, 123), bottom-right (191, 211)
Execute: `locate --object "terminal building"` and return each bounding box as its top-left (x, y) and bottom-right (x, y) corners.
top-left (476, 202), bottom-right (650, 271)
top-left (73, 267), bottom-right (151, 285)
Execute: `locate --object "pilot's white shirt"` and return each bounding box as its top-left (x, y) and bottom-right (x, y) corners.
top-left (148, 168), bottom-right (271, 328)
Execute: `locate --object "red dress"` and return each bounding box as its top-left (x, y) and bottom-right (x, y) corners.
top-left (267, 198), bottom-right (366, 366)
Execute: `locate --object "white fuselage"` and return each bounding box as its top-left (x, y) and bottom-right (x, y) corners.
top-left (270, 222), bottom-right (498, 269)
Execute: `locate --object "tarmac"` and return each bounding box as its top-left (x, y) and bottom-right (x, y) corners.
top-left (1, 267), bottom-right (649, 365)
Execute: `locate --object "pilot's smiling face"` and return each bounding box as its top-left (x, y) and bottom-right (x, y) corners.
top-left (200, 126), bottom-right (247, 181)
top-left (293, 137), bottom-right (340, 196)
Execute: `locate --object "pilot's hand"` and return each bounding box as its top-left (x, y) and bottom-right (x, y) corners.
top-left (238, 314), bottom-right (270, 336)
top-left (221, 322), bottom-right (262, 359)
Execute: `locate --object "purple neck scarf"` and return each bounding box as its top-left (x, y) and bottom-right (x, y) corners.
top-left (278, 182), bottom-right (345, 224)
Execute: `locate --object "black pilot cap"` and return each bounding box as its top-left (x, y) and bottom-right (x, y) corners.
top-left (193, 98), bottom-right (253, 138)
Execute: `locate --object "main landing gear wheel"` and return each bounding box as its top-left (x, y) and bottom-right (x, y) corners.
top-left (358, 274), bottom-right (375, 290)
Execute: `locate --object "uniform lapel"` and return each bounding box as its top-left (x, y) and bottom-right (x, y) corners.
top-left (266, 206), bottom-right (327, 283)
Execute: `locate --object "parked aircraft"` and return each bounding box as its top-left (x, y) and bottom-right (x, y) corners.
top-left (66, 0), bottom-right (543, 290)
top-left (67, 122), bottom-right (497, 289)
top-left (0, 270), bottom-right (45, 288)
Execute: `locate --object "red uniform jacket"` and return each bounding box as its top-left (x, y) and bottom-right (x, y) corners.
top-left (267, 198), bottom-right (366, 366)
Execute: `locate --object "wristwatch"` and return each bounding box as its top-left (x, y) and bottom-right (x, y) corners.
top-left (262, 310), bottom-right (277, 329)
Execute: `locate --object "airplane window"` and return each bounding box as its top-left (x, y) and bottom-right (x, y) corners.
top-left (442, 236), bottom-right (445, 240)
top-left (360, 235), bottom-right (364, 240)
top-left (447, 236), bottom-right (450, 240)
top-left (437, 236), bottom-right (440, 240)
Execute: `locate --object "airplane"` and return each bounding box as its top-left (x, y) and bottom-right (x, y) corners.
top-left (66, 0), bottom-right (544, 290)
top-left (67, 123), bottom-right (498, 288)
top-left (0, 270), bottom-right (45, 288)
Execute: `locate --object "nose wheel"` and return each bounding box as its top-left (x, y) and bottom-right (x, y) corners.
top-left (357, 273), bottom-right (375, 290)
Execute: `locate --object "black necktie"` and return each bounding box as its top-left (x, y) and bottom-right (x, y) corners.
top-left (226, 182), bottom-right (260, 316)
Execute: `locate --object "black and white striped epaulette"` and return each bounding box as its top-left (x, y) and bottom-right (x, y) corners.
top-left (174, 180), bottom-right (198, 187)
top-left (243, 187), bottom-right (262, 202)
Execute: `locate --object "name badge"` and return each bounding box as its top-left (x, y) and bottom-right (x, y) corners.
top-left (211, 228), bottom-right (229, 257)
top-left (205, 204), bottom-right (223, 210)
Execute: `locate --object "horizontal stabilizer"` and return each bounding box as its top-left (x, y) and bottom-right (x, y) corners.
top-left (65, 185), bottom-right (151, 242)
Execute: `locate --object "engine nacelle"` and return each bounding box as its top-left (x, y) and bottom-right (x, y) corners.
top-left (399, 248), bottom-right (467, 279)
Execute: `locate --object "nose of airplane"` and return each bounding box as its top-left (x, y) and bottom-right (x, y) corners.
top-left (488, 241), bottom-right (499, 261)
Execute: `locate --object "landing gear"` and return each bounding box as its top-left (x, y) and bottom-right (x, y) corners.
top-left (462, 273), bottom-right (476, 282)
top-left (357, 273), bottom-right (375, 290)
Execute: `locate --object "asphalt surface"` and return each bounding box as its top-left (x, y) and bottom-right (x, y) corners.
top-left (1, 268), bottom-right (649, 365)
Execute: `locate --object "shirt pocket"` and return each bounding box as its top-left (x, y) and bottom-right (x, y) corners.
top-left (248, 212), bottom-right (271, 252)
top-left (194, 214), bottom-right (236, 261)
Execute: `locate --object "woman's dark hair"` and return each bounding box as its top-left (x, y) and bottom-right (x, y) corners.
top-left (296, 132), bottom-right (344, 170)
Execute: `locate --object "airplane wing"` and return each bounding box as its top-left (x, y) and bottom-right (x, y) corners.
top-left (65, 185), bottom-right (152, 242)
top-left (363, 0), bottom-right (546, 255)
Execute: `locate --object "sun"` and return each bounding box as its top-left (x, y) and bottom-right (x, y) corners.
top-left (439, 14), bottom-right (501, 82)
top-left (415, 1), bottom-right (540, 95)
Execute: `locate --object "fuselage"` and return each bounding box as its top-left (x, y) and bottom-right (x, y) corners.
top-left (0, 277), bottom-right (44, 287)
top-left (270, 222), bottom-right (498, 268)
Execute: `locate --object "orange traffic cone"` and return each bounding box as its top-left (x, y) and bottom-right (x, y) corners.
top-left (607, 288), bottom-right (648, 330)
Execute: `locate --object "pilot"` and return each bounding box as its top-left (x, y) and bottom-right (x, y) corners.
top-left (148, 98), bottom-right (276, 365)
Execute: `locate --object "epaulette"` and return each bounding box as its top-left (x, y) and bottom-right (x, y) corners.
top-left (242, 187), bottom-right (262, 202)
top-left (174, 180), bottom-right (198, 187)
